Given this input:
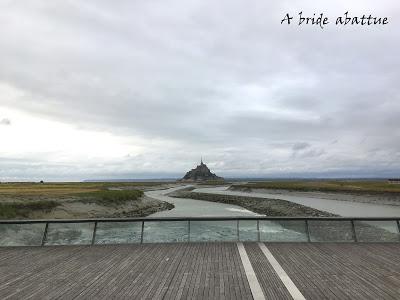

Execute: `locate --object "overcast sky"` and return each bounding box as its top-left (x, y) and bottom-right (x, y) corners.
top-left (0, 0), bottom-right (399, 181)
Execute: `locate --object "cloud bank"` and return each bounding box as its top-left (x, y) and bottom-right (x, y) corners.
top-left (0, 0), bottom-right (399, 180)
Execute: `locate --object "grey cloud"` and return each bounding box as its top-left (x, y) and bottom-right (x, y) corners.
top-left (0, 0), bottom-right (399, 179)
top-left (292, 142), bottom-right (310, 151)
top-left (0, 118), bottom-right (11, 125)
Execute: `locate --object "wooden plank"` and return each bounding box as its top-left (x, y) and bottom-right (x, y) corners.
top-left (57, 245), bottom-right (148, 299)
top-left (0, 246), bottom-right (86, 297)
top-left (268, 243), bottom-right (400, 300)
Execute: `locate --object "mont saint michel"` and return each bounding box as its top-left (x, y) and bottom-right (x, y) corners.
top-left (180, 159), bottom-right (223, 182)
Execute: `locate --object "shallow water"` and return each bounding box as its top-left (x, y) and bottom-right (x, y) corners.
top-left (146, 186), bottom-right (261, 217)
top-left (194, 186), bottom-right (400, 217)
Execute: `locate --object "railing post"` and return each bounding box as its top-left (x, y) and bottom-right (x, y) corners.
top-left (41, 222), bottom-right (49, 246)
top-left (257, 220), bottom-right (260, 242)
top-left (351, 220), bottom-right (358, 242)
top-left (91, 221), bottom-right (98, 245)
top-left (237, 220), bottom-right (240, 241)
top-left (188, 220), bottom-right (191, 242)
top-left (397, 220), bottom-right (400, 242)
top-left (140, 221), bottom-right (144, 244)
top-left (305, 220), bottom-right (311, 242)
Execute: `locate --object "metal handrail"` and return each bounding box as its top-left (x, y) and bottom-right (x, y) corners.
top-left (1, 216), bottom-right (400, 224)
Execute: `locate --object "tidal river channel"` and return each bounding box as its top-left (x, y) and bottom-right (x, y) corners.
top-left (192, 186), bottom-right (400, 217)
top-left (146, 186), bottom-right (260, 217)
top-left (141, 185), bottom-right (400, 243)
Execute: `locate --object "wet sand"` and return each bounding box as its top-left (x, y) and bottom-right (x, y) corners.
top-left (26, 195), bottom-right (173, 219)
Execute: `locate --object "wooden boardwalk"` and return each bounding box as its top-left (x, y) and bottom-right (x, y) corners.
top-left (268, 243), bottom-right (400, 300)
top-left (0, 243), bottom-right (399, 299)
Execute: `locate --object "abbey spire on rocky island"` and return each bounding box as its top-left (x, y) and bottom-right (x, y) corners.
top-left (180, 158), bottom-right (223, 182)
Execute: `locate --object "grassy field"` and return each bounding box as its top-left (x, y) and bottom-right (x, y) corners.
top-left (0, 182), bottom-right (172, 219)
top-left (0, 201), bottom-right (59, 219)
top-left (232, 180), bottom-right (400, 194)
top-left (0, 182), bottom-right (168, 197)
top-left (77, 190), bottom-right (144, 206)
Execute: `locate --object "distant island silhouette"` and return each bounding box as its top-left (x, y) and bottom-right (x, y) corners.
top-left (180, 159), bottom-right (223, 182)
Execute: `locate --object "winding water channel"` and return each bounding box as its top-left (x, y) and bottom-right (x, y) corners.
top-left (146, 185), bottom-right (400, 218)
top-left (192, 186), bottom-right (400, 217)
top-left (146, 186), bottom-right (260, 217)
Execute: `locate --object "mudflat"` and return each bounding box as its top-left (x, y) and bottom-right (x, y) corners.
top-left (230, 180), bottom-right (400, 206)
top-left (0, 182), bottom-right (175, 219)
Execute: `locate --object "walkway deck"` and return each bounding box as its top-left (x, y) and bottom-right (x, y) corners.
top-left (0, 243), bottom-right (400, 299)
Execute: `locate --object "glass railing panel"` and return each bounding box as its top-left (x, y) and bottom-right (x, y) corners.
top-left (308, 220), bottom-right (354, 242)
top-left (354, 220), bottom-right (399, 242)
top-left (142, 221), bottom-right (188, 243)
top-left (259, 220), bottom-right (308, 242)
top-left (0, 223), bottom-right (46, 246)
top-left (94, 222), bottom-right (142, 244)
top-left (45, 222), bottom-right (95, 245)
top-left (239, 220), bottom-right (258, 241)
top-left (190, 220), bottom-right (237, 242)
